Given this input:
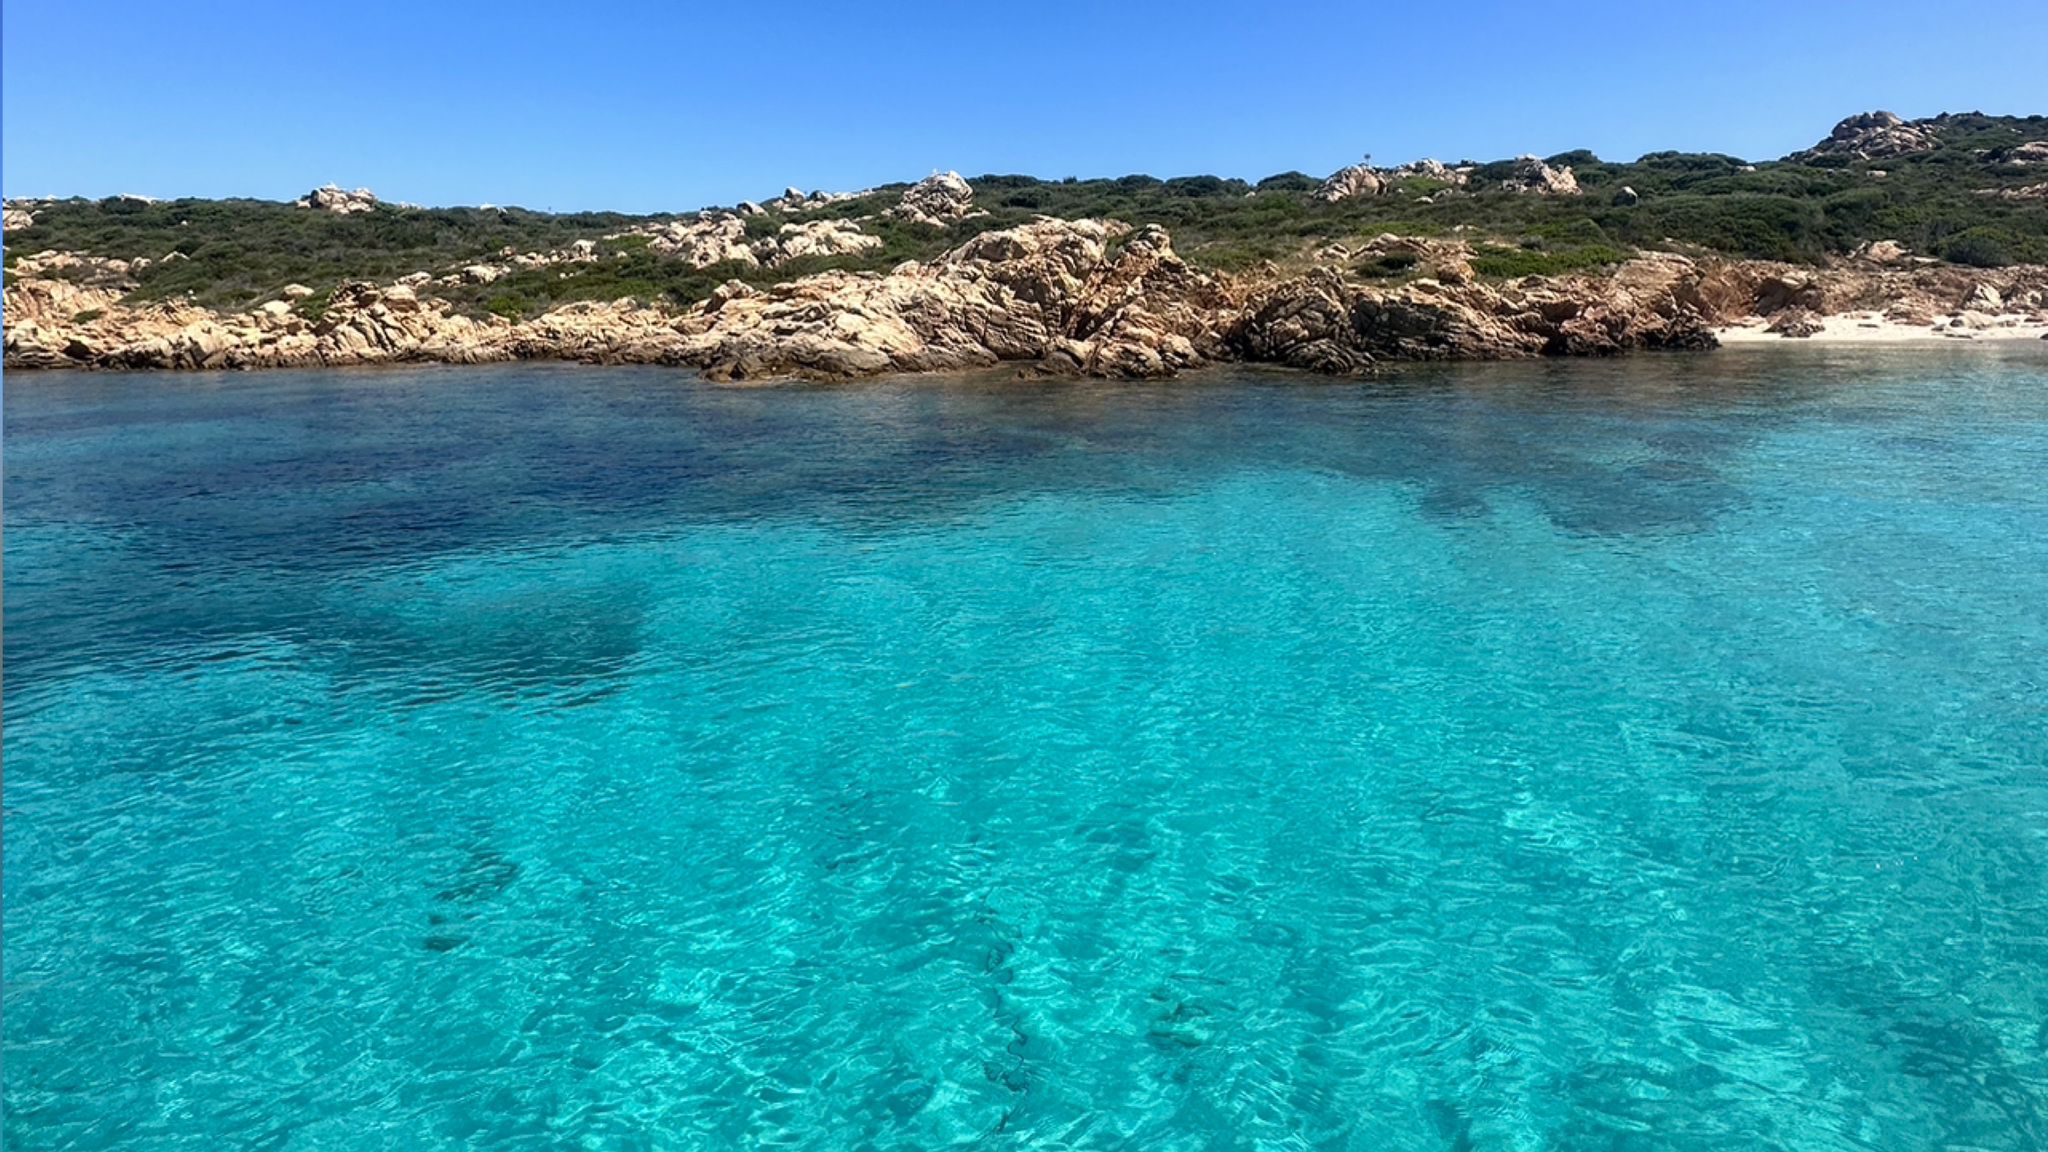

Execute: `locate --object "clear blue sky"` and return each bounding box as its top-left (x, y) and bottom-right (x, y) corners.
top-left (5, 0), bottom-right (2045, 213)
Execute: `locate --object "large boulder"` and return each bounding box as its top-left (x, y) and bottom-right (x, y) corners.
top-left (638, 214), bottom-right (761, 268)
top-left (1316, 163), bottom-right (1386, 203)
top-left (761, 219), bottom-right (884, 266)
top-left (296, 185), bottom-right (379, 214)
top-left (890, 172), bottom-right (977, 226)
top-left (1500, 156), bottom-right (1580, 195)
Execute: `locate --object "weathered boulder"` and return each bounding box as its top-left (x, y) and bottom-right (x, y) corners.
top-left (763, 219), bottom-right (884, 265)
top-left (1853, 239), bottom-right (1909, 264)
top-left (296, 185), bottom-right (379, 214)
top-left (639, 214), bottom-right (761, 268)
top-left (1387, 158), bottom-right (1468, 186)
top-left (1316, 163), bottom-right (1386, 203)
top-left (1766, 308), bottom-right (1826, 337)
top-left (1797, 112), bottom-right (1941, 162)
top-left (890, 172), bottom-right (977, 226)
top-left (1500, 156), bottom-right (1580, 195)
top-left (1961, 282), bottom-right (2004, 313)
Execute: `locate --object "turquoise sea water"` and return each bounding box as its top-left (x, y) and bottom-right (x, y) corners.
top-left (6, 351), bottom-right (2048, 1150)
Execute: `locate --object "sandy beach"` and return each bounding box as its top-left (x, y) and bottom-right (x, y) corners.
top-left (1717, 310), bottom-right (2048, 345)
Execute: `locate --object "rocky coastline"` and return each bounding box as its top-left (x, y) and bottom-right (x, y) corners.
top-left (9, 218), bottom-right (2044, 380)
top-left (10, 110), bottom-right (2048, 379)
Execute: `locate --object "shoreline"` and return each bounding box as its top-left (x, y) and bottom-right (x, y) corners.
top-left (1715, 311), bottom-right (2048, 345)
top-left (10, 218), bottom-right (2048, 379)
top-left (7, 336), bottom-right (2045, 388)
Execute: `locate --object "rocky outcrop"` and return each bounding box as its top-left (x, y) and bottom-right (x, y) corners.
top-left (1985, 182), bottom-right (2048, 200)
top-left (638, 214), bottom-right (761, 267)
top-left (670, 219), bottom-right (1236, 379)
top-left (11, 218), bottom-right (2046, 377)
top-left (889, 172), bottom-right (977, 226)
top-left (2003, 141), bottom-right (2048, 165)
top-left (1316, 163), bottom-right (1387, 203)
top-left (628, 213), bottom-right (883, 268)
top-left (1320, 158), bottom-right (1476, 202)
top-left (1797, 112), bottom-right (1942, 162)
top-left (764, 187), bottom-right (858, 212)
top-left (765, 219), bottom-right (884, 265)
top-left (3, 204), bottom-right (35, 232)
top-left (296, 185), bottom-right (379, 214)
top-left (1387, 159), bottom-right (1468, 186)
top-left (1233, 252), bottom-right (1714, 370)
top-left (1500, 156), bottom-right (1580, 195)
top-left (1765, 308), bottom-right (1825, 337)
top-left (1851, 239), bottom-right (1911, 264)
top-left (5, 274), bottom-right (514, 371)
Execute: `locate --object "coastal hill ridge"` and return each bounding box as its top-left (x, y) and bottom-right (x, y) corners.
top-left (7, 111), bottom-right (2046, 377)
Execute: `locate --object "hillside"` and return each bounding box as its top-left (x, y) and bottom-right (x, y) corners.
top-left (6, 111), bottom-right (2046, 325)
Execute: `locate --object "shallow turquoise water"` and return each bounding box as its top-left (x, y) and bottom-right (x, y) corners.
top-left (6, 351), bottom-right (2048, 1150)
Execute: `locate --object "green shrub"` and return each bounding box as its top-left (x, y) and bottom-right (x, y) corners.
top-left (1470, 244), bottom-right (1632, 279)
top-left (1357, 251), bottom-right (1419, 278)
top-left (1256, 171), bottom-right (1319, 193)
top-left (1938, 227), bottom-right (2015, 268)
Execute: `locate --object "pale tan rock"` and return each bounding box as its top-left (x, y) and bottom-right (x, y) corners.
top-left (671, 218), bottom-right (1234, 380)
top-left (890, 172), bottom-right (977, 225)
top-left (1316, 163), bottom-right (1386, 203)
top-left (1796, 112), bottom-right (1941, 162)
top-left (296, 185), bottom-right (379, 213)
top-left (764, 220), bottom-right (884, 265)
top-left (637, 214), bottom-right (761, 268)
top-left (1388, 158), bottom-right (1467, 186)
top-left (1961, 282), bottom-right (2004, 312)
top-left (1500, 156), bottom-right (1580, 195)
top-left (11, 209), bottom-right (2047, 376)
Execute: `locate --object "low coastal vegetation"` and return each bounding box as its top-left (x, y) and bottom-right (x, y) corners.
top-left (5, 112), bottom-right (2046, 323)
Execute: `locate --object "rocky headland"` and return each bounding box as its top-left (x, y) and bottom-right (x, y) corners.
top-left (8, 112), bottom-right (2048, 379)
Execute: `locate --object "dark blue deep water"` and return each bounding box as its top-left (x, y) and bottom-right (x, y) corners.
top-left (6, 351), bottom-right (2048, 1150)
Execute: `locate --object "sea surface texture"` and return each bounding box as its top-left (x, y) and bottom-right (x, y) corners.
top-left (7, 352), bottom-right (2048, 1151)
